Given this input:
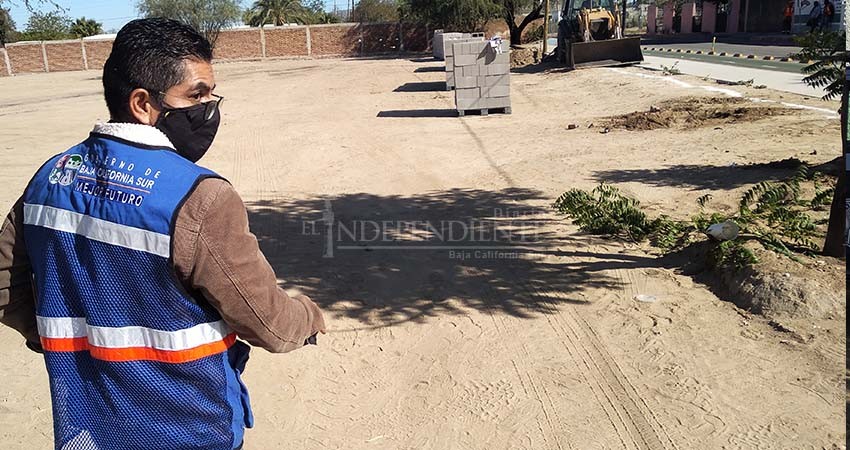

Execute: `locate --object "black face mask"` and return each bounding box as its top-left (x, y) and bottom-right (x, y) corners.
top-left (154, 100), bottom-right (221, 163)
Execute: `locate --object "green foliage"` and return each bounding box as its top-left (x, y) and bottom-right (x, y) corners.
top-left (313, 10), bottom-right (341, 23)
top-left (792, 31), bottom-right (846, 101)
top-left (552, 184), bottom-right (654, 240)
top-left (353, 0), bottom-right (400, 23)
top-left (244, 0), bottom-right (313, 26)
top-left (710, 240), bottom-right (758, 269)
top-left (810, 188), bottom-right (834, 208)
top-left (399, 0), bottom-right (542, 44)
top-left (648, 215), bottom-right (694, 252)
top-left (0, 7), bottom-right (15, 44)
top-left (553, 167), bottom-right (837, 268)
top-left (138, 0), bottom-right (242, 46)
top-left (696, 193), bottom-right (712, 208)
top-left (20, 10), bottom-right (71, 41)
top-left (399, 0), bottom-right (499, 32)
top-left (735, 165), bottom-right (822, 253)
top-left (69, 17), bottom-right (102, 38)
top-left (308, 2), bottom-right (341, 24)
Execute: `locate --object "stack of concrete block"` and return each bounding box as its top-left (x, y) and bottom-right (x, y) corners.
top-left (433, 31), bottom-right (484, 61)
top-left (452, 39), bottom-right (511, 115)
top-left (442, 33), bottom-right (485, 90)
top-left (432, 30), bottom-right (458, 60)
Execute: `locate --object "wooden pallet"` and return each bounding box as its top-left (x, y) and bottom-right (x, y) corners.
top-left (457, 107), bottom-right (511, 117)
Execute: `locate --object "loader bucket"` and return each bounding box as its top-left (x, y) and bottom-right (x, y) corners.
top-left (569, 37), bottom-right (643, 69)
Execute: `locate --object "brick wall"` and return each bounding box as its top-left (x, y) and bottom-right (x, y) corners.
top-left (1, 22), bottom-right (430, 77)
top-left (359, 23), bottom-right (400, 53)
top-left (84, 39), bottom-right (114, 70)
top-left (214, 28), bottom-right (263, 60)
top-left (264, 27), bottom-right (309, 57)
top-left (401, 23), bottom-right (428, 51)
top-left (6, 43), bottom-right (45, 73)
top-left (45, 40), bottom-right (85, 72)
top-left (310, 24), bottom-right (359, 56)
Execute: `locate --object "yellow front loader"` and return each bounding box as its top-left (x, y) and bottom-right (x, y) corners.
top-left (556, 0), bottom-right (643, 68)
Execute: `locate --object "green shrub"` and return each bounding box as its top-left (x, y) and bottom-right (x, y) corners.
top-left (553, 166), bottom-right (835, 268)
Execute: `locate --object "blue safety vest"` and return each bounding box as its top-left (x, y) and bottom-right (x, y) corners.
top-left (22, 132), bottom-right (253, 450)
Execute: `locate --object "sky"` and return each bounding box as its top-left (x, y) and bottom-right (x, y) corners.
top-left (5, 0), bottom-right (347, 34)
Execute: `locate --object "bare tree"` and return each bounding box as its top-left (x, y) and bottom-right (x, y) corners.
top-left (499, 0), bottom-right (545, 46)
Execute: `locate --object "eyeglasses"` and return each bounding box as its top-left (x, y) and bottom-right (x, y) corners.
top-left (156, 91), bottom-right (224, 122)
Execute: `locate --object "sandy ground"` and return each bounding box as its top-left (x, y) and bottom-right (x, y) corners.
top-left (0, 56), bottom-right (844, 449)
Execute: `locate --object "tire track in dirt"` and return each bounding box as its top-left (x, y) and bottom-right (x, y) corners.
top-left (516, 277), bottom-right (679, 450)
top-left (484, 283), bottom-right (567, 450)
top-left (601, 265), bottom-right (728, 447)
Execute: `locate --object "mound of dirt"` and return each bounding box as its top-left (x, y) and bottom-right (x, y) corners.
top-left (716, 245), bottom-right (845, 320)
top-left (677, 242), bottom-right (845, 320)
top-left (510, 46), bottom-right (540, 68)
top-left (604, 97), bottom-right (793, 131)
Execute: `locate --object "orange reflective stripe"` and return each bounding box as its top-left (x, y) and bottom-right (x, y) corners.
top-left (41, 336), bottom-right (89, 352)
top-left (89, 333), bottom-right (237, 363)
top-left (40, 333), bottom-right (236, 363)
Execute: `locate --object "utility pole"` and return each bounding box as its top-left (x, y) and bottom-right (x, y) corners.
top-left (542, 0), bottom-right (550, 55)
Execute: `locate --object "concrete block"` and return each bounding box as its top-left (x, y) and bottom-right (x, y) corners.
top-left (454, 54), bottom-right (478, 67)
top-left (487, 96), bottom-right (511, 108)
top-left (493, 52), bottom-right (510, 65)
top-left (461, 65), bottom-right (480, 77)
top-left (455, 87), bottom-right (480, 99)
top-left (454, 42), bottom-right (468, 55)
top-left (455, 76), bottom-right (478, 89)
top-left (435, 31), bottom-right (464, 60)
top-left (482, 85), bottom-right (510, 98)
top-left (446, 73), bottom-right (455, 87)
top-left (485, 74), bottom-right (510, 86)
top-left (456, 97), bottom-right (487, 110)
top-left (486, 63), bottom-right (510, 75)
top-left (445, 56), bottom-right (454, 71)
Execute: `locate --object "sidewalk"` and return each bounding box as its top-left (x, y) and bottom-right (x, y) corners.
top-left (641, 55), bottom-right (830, 99)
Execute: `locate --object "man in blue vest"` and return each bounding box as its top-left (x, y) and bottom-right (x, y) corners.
top-left (0, 18), bottom-right (326, 450)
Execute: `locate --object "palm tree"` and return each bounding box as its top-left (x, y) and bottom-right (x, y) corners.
top-left (244, 0), bottom-right (311, 26)
top-left (70, 17), bottom-right (103, 38)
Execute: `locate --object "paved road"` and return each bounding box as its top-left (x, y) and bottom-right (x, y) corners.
top-left (641, 49), bottom-right (805, 74)
top-left (646, 42), bottom-right (802, 58)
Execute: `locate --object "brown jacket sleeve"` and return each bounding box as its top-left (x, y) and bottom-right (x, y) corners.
top-left (0, 197), bottom-right (39, 344)
top-left (173, 178), bottom-right (325, 353)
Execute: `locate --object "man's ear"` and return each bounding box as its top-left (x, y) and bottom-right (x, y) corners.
top-left (128, 88), bottom-right (159, 126)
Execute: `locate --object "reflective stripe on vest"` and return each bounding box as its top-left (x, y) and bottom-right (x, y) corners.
top-left (37, 316), bottom-right (236, 363)
top-left (23, 203), bottom-right (170, 258)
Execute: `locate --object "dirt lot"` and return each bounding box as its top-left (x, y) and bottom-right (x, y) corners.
top-left (0, 56), bottom-right (844, 449)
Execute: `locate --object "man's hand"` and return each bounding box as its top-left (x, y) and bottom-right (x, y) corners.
top-left (293, 294), bottom-right (326, 344)
top-left (26, 340), bottom-right (44, 354)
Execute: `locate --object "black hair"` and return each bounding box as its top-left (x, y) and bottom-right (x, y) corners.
top-left (102, 18), bottom-right (212, 122)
